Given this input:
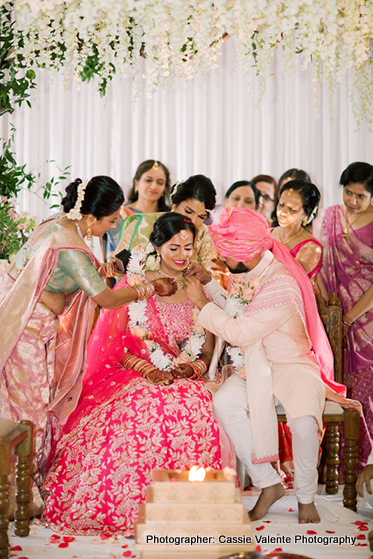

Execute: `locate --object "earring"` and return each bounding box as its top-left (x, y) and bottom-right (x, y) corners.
top-left (86, 225), bottom-right (93, 241)
top-left (156, 253), bottom-right (161, 270)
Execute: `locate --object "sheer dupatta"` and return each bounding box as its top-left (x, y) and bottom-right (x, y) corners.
top-left (83, 275), bottom-right (179, 392)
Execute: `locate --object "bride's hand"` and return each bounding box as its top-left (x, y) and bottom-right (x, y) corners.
top-left (146, 369), bottom-right (174, 385)
top-left (172, 363), bottom-right (194, 379)
top-left (151, 278), bottom-right (177, 297)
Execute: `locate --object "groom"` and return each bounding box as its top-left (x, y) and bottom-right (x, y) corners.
top-left (184, 206), bottom-right (332, 524)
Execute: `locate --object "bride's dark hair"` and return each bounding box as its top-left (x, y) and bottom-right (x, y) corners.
top-left (149, 212), bottom-right (196, 248)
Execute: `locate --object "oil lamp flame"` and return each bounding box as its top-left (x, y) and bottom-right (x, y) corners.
top-left (188, 466), bottom-right (206, 482)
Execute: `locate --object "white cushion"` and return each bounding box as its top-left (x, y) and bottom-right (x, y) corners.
top-left (276, 400), bottom-right (344, 417)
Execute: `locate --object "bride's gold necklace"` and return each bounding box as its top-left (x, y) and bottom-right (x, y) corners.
top-left (276, 227), bottom-right (303, 246)
top-left (343, 205), bottom-right (370, 239)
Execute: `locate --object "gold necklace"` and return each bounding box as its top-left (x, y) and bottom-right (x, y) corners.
top-left (276, 227), bottom-right (303, 246)
top-left (343, 205), bottom-right (370, 239)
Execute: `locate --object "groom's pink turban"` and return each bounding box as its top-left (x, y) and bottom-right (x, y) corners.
top-left (208, 206), bottom-right (345, 397)
top-left (209, 207), bottom-right (272, 261)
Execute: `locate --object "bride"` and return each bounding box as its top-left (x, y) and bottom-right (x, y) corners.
top-left (42, 212), bottom-right (223, 536)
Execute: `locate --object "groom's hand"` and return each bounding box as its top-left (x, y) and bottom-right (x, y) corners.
top-left (183, 276), bottom-right (209, 310)
top-left (185, 262), bottom-right (211, 285)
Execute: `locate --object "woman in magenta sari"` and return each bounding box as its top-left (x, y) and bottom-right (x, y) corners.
top-left (0, 176), bottom-right (175, 496)
top-left (313, 161), bottom-right (373, 467)
top-left (41, 212), bottom-right (223, 536)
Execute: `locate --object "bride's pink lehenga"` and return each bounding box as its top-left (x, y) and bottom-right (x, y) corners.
top-left (42, 276), bottom-right (223, 536)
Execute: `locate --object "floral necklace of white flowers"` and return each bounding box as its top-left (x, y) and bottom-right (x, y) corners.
top-left (224, 273), bottom-right (261, 377)
top-left (126, 243), bottom-right (206, 372)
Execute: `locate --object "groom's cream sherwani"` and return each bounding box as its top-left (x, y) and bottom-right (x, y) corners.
top-left (197, 250), bottom-right (326, 464)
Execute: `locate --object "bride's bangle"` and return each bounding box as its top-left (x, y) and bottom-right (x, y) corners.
top-left (342, 317), bottom-right (354, 327)
top-left (190, 359), bottom-right (207, 379)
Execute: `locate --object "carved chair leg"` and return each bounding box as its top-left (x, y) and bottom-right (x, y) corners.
top-left (0, 441), bottom-right (10, 559)
top-left (325, 422), bottom-right (340, 495)
top-left (343, 409), bottom-right (359, 511)
top-left (14, 422), bottom-right (32, 538)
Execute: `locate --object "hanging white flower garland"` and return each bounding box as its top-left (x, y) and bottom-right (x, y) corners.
top-left (10, 1), bottom-right (373, 126)
top-left (224, 274), bottom-right (260, 378)
top-left (126, 244), bottom-right (206, 372)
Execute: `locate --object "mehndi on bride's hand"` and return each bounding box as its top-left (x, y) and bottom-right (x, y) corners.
top-left (146, 369), bottom-right (174, 385)
top-left (171, 363), bottom-right (194, 379)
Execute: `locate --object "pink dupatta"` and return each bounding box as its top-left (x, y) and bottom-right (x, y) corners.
top-left (209, 207), bottom-right (345, 396)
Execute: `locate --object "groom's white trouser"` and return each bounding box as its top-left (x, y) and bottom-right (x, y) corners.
top-left (214, 374), bottom-right (319, 504)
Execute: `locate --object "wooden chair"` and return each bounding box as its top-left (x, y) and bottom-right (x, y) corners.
top-left (277, 292), bottom-right (360, 510)
top-left (0, 419), bottom-right (32, 559)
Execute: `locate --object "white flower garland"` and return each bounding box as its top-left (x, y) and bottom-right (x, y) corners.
top-left (9, 1), bottom-right (373, 126)
top-left (126, 244), bottom-right (206, 372)
top-left (224, 274), bottom-right (259, 378)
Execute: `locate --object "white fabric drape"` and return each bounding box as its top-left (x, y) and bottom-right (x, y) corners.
top-left (5, 40), bottom-right (373, 223)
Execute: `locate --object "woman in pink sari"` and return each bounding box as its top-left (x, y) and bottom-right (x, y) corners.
top-left (42, 212), bottom-right (223, 536)
top-left (0, 176), bottom-right (175, 497)
top-left (271, 180), bottom-right (323, 474)
top-left (313, 161), bottom-right (373, 468)
top-left (272, 180), bottom-right (322, 289)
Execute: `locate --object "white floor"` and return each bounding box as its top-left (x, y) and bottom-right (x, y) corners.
top-left (7, 486), bottom-right (373, 559)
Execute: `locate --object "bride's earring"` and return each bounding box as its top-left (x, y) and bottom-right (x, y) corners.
top-left (86, 225), bottom-right (93, 241)
top-left (156, 253), bottom-right (161, 270)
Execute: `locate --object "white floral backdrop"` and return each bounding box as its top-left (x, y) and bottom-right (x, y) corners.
top-left (5, 40), bottom-right (373, 223)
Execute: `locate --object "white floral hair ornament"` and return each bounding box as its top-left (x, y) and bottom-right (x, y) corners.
top-left (304, 205), bottom-right (319, 225)
top-left (66, 179), bottom-right (89, 220)
top-left (171, 181), bottom-right (184, 198)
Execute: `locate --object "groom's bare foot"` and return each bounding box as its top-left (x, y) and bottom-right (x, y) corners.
top-left (298, 502), bottom-right (320, 523)
top-left (249, 483), bottom-right (285, 521)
